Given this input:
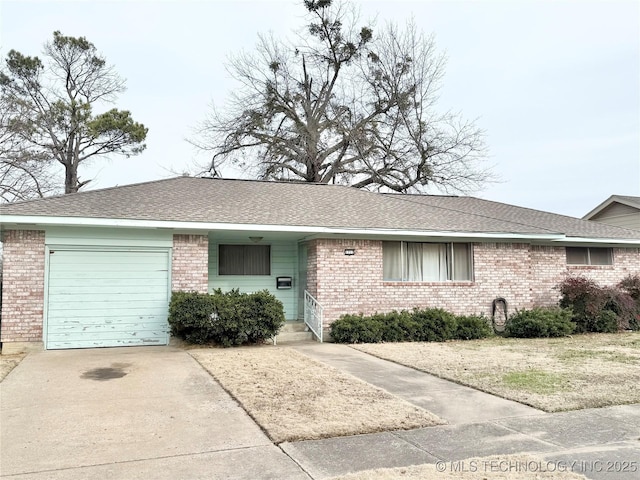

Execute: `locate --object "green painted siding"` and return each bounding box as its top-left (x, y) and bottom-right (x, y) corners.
top-left (46, 248), bottom-right (171, 349)
top-left (45, 226), bottom-right (173, 247)
top-left (208, 239), bottom-right (299, 320)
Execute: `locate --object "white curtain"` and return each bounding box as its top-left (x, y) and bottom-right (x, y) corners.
top-left (453, 244), bottom-right (471, 280)
top-left (383, 242), bottom-right (402, 280)
top-left (422, 244), bottom-right (442, 281)
top-left (406, 243), bottom-right (424, 281)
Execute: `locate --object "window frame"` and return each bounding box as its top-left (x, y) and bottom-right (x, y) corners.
top-left (382, 241), bottom-right (474, 282)
top-left (218, 244), bottom-right (271, 276)
top-left (566, 247), bottom-right (613, 266)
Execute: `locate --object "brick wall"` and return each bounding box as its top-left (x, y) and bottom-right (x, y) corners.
top-left (171, 234), bottom-right (209, 293)
top-left (308, 239), bottom-right (640, 325)
top-left (1, 230), bottom-right (46, 343)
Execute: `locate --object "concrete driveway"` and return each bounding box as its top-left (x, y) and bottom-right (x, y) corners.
top-left (0, 347), bottom-right (308, 479)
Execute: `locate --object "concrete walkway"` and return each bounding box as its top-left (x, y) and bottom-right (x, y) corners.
top-left (0, 347), bottom-right (308, 479)
top-left (292, 343), bottom-right (542, 424)
top-left (286, 343), bottom-right (640, 480)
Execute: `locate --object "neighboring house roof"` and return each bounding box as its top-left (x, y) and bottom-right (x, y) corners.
top-left (1, 177), bottom-right (639, 242)
top-left (583, 195), bottom-right (640, 220)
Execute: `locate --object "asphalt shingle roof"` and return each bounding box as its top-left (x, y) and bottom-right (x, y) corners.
top-left (1, 177), bottom-right (639, 240)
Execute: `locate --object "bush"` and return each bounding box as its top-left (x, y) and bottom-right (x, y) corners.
top-left (168, 289), bottom-right (285, 347)
top-left (618, 274), bottom-right (640, 330)
top-left (618, 274), bottom-right (640, 300)
top-left (559, 276), bottom-right (639, 332)
top-left (168, 291), bottom-right (217, 344)
top-left (330, 307), bottom-right (492, 343)
top-left (455, 315), bottom-right (494, 340)
top-left (329, 314), bottom-right (384, 344)
top-left (412, 308), bottom-right (458, 342)
top-left (505, 307), bottom-right (575, 338)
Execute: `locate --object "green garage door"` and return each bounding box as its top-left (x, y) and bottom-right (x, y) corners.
top-left (46, 248), bottom-right (171, 350)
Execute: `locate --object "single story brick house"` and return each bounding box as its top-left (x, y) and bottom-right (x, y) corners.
top-left (1, 177), bottom-right (639, 353)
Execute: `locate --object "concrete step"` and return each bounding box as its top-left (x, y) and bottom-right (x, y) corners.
top-left (280, 321), bottom-right (308, 333)
top-left (274, 330), bottom-right (317, 344)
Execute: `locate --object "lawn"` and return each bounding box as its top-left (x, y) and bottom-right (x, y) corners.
top-left (191, 346), bottom-right (444, 443)
top-left (352, 332), bottom-right (640, 412)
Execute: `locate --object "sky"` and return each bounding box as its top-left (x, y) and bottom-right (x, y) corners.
top-left (1, 0), bottom-right (638, 218)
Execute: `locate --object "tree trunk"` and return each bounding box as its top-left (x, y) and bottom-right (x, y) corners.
top-left (64, 163), bottom-right (78, 194)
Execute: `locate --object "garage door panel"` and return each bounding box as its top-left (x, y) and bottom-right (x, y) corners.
top-left (48, 271), bottom-right (169, 282)
top-left (46, 248), bottom-right (171, 349)
top-left (47, 337), bottom-right (166, 350)
top-left (47, 302), bottom-right (169, 315)
top-left (50, 250), bottom-right (167, 262)
top-left (48, 310), bottom-right (168, 322)
top-left (48, 284), bottom-right (169, 295)
top-left (47, 326), bottom-right (167, 339)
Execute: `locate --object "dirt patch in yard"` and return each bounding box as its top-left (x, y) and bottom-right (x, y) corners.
top-left (352, 332), bottom-right (640, 412)
top-left (190, 346), bottom-right (444, 443)
top-left (0, 354), bottom-right (25, 382)
top-left (331, 454), bottom-right (587, 480)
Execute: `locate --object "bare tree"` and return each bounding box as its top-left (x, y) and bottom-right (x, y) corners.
top-left (193, 0), bottom-right (491, 193)
top-left (0, 96), bottom-right (57, 202)
top-left (0, 31), bottom-right (148, 200)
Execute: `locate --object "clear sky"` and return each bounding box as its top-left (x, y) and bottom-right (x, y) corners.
top-left (1, 0), bottom-right (638, 217)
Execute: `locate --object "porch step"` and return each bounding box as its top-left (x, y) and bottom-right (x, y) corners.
top-left (280, 321), bottom-right (308, 333)
top-left (274, 321), bottom-right (317, 343)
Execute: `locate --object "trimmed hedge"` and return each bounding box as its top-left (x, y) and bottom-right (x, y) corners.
top-left (456, 315), bottom-right (495, 340)
top-left (504, 307), bottom-right (575, 338)
top-left (330, 308), bottom-right (493, 344)
top-left (169, 289), bottom-right (285, 347)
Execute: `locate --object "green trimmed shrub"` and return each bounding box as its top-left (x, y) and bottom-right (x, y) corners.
top-left (455, 315), bottom-right (494, 340)
top-left (329, 314), bottom-right (384, 343)
top-left (505, 307), bottom-right (575, 338)
top-left (331, 308), bottom-right (497, 344)
top-left (168, 291), bottom-right (217, 344)
top-left (412, 308), bottom-right (458, 342)
top-left (168, 289), bottom-right (285, 347)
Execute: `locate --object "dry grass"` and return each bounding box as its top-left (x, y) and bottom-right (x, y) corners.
top-left (190, 346), bottom-right (444, 443)
top-left (353, 332), bottom-right (640, 412)
top-left (331, 454), bottom-right (587, 480)
top-left (0, 354), bottom-right (25, 382)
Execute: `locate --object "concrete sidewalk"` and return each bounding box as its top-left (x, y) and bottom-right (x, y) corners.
top-left (292, 342), bottom-right (542, 424)
top-left (287, 343), bottom-right (640, 480)
top-left (0, 347), bottom-right (308, 480)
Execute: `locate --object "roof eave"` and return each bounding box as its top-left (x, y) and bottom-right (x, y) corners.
top-left (4, 214), bottom-right (639, 244)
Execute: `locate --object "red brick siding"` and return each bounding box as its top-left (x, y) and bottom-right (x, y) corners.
top-left (171, 234), bottom-right (208, 293)
top-left (305, 241), bottom-right (318, 298)
top-left (529, 245), bottom-right (566, 306)
top-left (1, 230), bottom-right (46, 342)
top-left (308, 239), bottom-right (640, 325)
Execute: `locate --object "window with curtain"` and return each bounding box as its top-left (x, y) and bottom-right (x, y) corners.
top-left (566, 247), bottom-right (612, 266)
top-left (383, 242), bottom-right (473, 281)
top-left (219, 245), bottom-right (271, 275)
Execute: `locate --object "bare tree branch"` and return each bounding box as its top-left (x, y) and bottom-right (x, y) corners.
top-left (0, 31), bottom-right (147, 200)
top-left (191, 0), bottom-right (493, 193)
